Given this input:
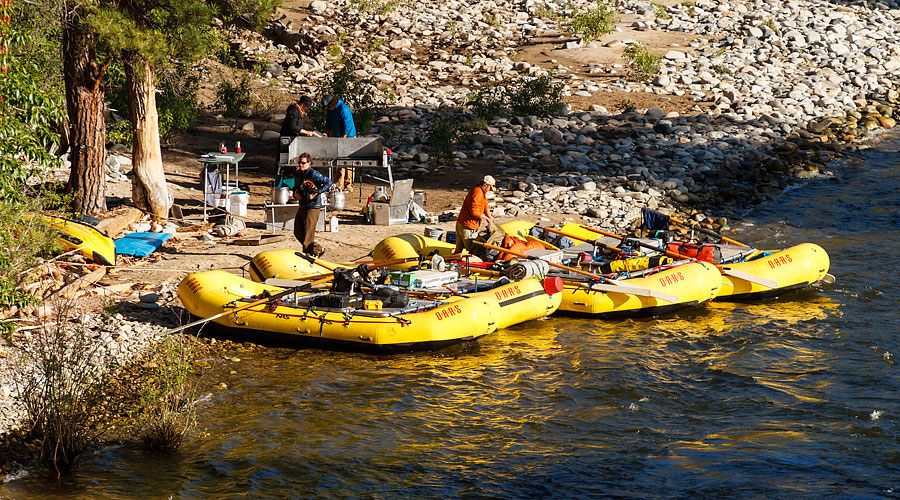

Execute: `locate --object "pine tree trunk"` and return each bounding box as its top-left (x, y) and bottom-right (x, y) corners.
top-left (63, 17), bottom-right (106, 215)
top-left (125, 55), bottom-right (169, 219)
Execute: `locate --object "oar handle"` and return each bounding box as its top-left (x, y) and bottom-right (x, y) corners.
top-left (535, 225), bottom-right (620, 253)
top-left (667, 215), bottom-right (750, 247)
top-left (578, 225), bottom-right (696, 262)
top-left (474, 241), bottom-right (606, 281)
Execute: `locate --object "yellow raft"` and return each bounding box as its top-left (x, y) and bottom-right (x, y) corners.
top-left (372, 228), bottom-right (721, 318)
top-left (558, 223), bottom-right (832, 302)
top-left (558, 261), bottom-right (721, 317)
top-left (714, 243), bottom-right (831, 301)
top-left (41, 215), bottom-right (116, 266)
top-left (178, 270), bottom-right (560, 352)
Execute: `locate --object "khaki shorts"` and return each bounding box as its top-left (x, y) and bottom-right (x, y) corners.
top-left (453, 223), bottom-right (479, 253)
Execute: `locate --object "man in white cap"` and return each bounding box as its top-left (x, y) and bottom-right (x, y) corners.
top-left (454, 175), bottom-right (496, 253)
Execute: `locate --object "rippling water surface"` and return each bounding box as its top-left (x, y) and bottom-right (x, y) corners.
top-left (5, 134), bottom-right (900, 499)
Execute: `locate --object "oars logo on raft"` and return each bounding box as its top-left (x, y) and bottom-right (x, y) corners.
top-left (435, 304), bottom-right (463, 320)
top-left (767, 254), bottom-right (792, 268)
top-left (659, 272), bottom-right (685, 287)
top-left (494, 285), bottom-right (522, 301)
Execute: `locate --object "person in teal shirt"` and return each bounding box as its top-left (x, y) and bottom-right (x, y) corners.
top-left (322, 95), bottom-right (357, 190)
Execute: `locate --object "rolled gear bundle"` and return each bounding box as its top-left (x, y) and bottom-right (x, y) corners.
top-left (505, 259), bottom-right (550, 280)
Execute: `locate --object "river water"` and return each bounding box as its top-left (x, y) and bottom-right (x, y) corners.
top-left (4, 133), bottom-right (900, 498)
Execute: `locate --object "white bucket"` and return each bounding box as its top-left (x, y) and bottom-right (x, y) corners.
top-left (228, 191), bottom-right (249, 216)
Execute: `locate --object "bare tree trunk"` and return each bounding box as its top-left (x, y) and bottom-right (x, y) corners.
top-left (125, 54), bottom-right (169, 219)
top-left (63, 16), bottom-right (107, 215)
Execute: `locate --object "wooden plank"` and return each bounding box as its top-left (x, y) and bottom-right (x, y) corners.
top-left (55, 267), bottom-right (107, 299)
top-left (233, 234), bottom-right (285, 246)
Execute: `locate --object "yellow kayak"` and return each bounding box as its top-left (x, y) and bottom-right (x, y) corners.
top-left (178, 270), bottom-right (560, 352)
top-left (41, 215), bottom-right (116, 266)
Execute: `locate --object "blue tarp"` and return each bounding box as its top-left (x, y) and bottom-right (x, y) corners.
top-left (114, 232), bottom-right (173, 257)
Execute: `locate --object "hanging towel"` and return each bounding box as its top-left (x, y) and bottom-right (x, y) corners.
top-left (205, 166), bottom-right (222, 205)
top-left (642, 208), bottom-right (670, 231)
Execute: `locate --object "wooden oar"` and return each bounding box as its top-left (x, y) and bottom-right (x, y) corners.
top-left (166, 274), bottom-right (335, 334)
top-left (579, 225), bottom-right (779, 289)
top-left (536, 225), bottom-right (623, 254)
top-left (473, 241), bottom-right (678, 302)
top-left (665, 214), bottom-right (750, 247)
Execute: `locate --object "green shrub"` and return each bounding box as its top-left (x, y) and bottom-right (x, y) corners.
top-left (506, 74), bottom-right (565, 116)
top-left (566, 2), bottom-right (618, 43)
top-left (428, 113), bottom-right (463, 161)
top-left (615, 99), bottom-right (637, 113)
top-left (624, 43), bottom-right (661, 76)
top-left (216, 75), bottom-right (254, 118)
top-left (470, 74), bottom-right (564, 119)
top-left (135, 336), bottom-right (200, 451)
top-left (470, 87), bottom-right (507, 120)
top-left (314, 59), bottom-right (383, 135)
top-left (712, 63), bottom-right (732, 75)
top-left (352, 0), bottom-right (404, 13)
top-left (651, 1), bottom-right (670, 19)
top-left (16, 309), bottom-right (111, 471)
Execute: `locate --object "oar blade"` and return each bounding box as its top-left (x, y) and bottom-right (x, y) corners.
top-left (720, 267), bottom-right (778, 288)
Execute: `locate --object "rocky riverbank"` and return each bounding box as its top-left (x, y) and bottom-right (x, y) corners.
top-left (225, 0), bottom-right (900, 225)
top-left (5, 0), bottom-right (900, 447)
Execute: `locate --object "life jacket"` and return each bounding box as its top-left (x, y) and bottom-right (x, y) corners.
top-left (666, 242), bottom-right (723, 264)
top-left (498, 235), bottom-right (543, 261)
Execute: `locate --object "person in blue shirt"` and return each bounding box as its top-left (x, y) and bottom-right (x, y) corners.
top-left (292, 152), bottom-right (333, 256)
top-left (322, 95), bottom-right (357, 191)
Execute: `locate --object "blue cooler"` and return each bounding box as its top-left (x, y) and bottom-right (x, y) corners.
top-left (446, 231), bottom-right (455, 243)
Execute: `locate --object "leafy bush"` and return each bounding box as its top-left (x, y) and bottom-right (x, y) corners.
top-left (16, 308), bottom-right (111, 471)
top-left (136, 336), bottom-right (200, 451)
top-left (352, 0), bottom-right (405, 13)
top-left (0, 7), bottom-right (67, 322)
top-left (314, 59), bottom-right (382, 135)
top-left (566, 2), bottom-right (618, 43)
top-left (469, 87), bottom-right (507, 120)
top-left (615, 99), bottom-right (637, 113)
top-left (624, 43), bottom-right (661, 76)
top-left (216, 75), bottom-right (254, 118)
top-left (427, 113), bottom-right (463, 161)
top-left (470, 74), bottom-right (564, 119)
top-left (651, 1), bottom-right (670, 19)
top-left (507, 74), bottom-right (565, 116)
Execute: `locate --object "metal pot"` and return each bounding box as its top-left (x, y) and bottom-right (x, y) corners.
top-left (271, 186), bottom-right (292, 205)
top-left (329, 190), bottom-right (345, 211)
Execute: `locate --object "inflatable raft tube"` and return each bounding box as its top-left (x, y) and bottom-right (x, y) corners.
top-left (179, 271), bottom-right (561, 352)
top-left (715, 243), bottom-right (831, 301)
top-left (559, 261), bottom-right (721, 318)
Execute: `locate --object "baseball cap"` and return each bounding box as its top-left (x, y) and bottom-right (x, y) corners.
top-left (321, 95), bottom-right (334, 107)
top-left (298, 96), bottom-right (313, 107)
top-left (483, 175), bottom-right (496, 186)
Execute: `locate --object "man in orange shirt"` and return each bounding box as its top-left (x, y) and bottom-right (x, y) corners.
top-left (454, 175), bottom-right (495, 253)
